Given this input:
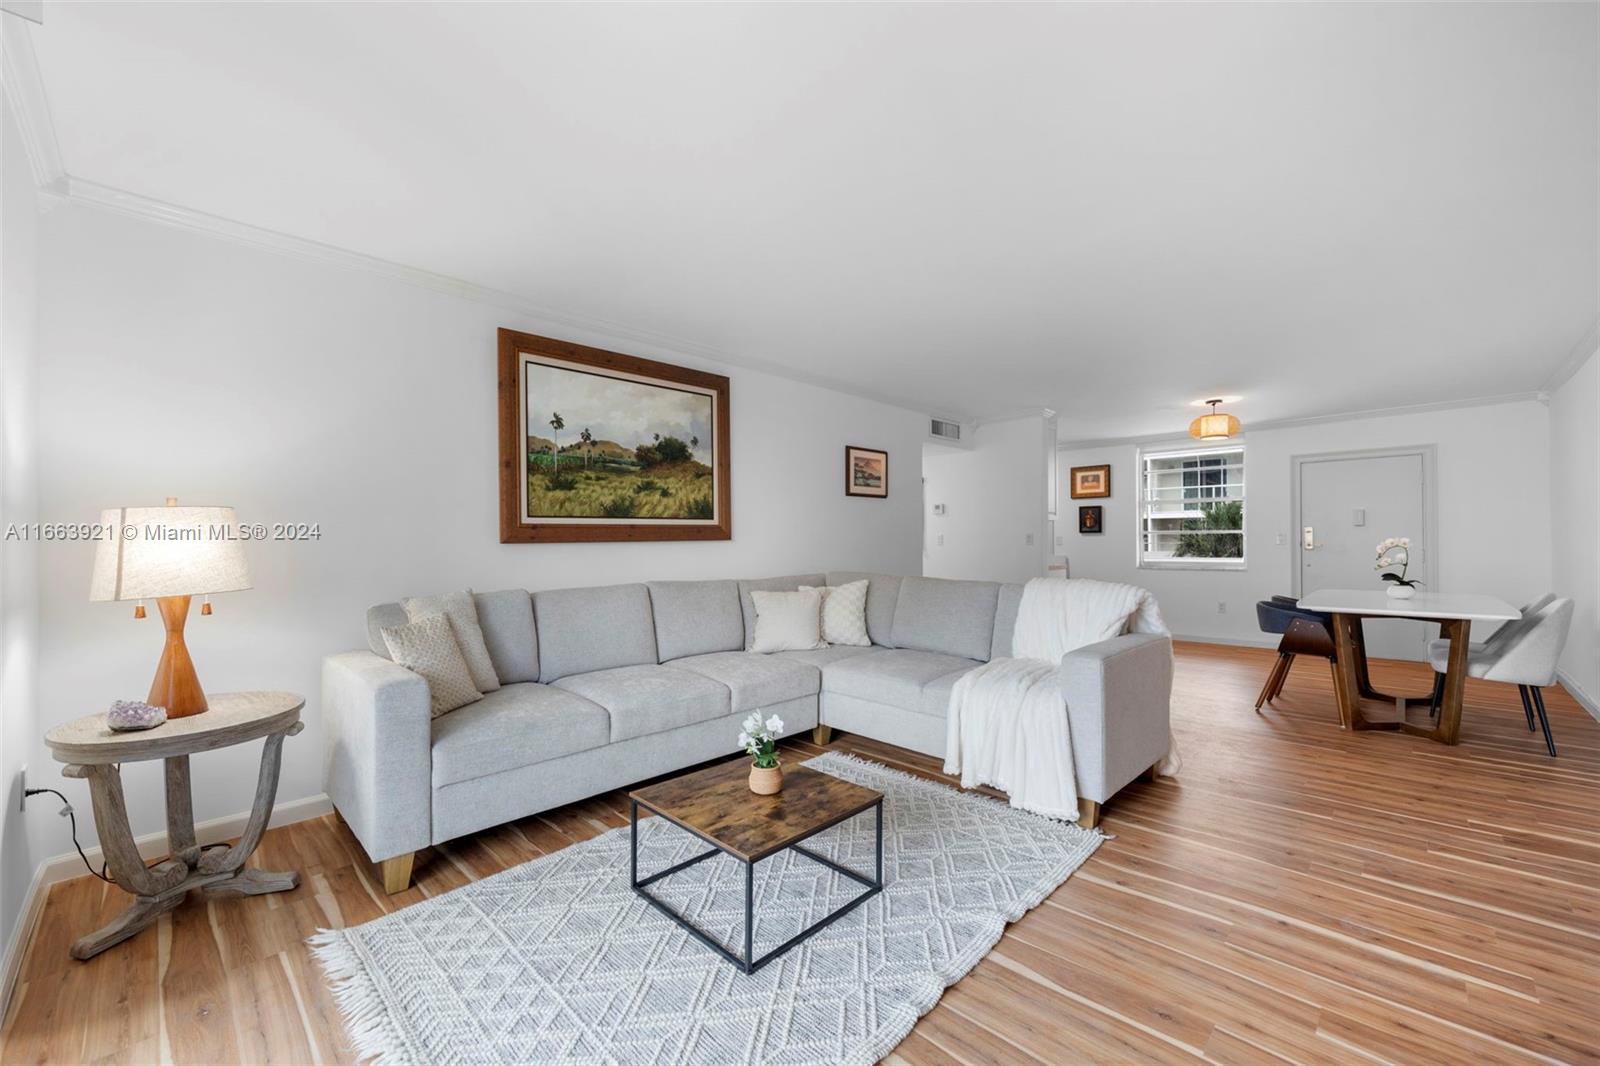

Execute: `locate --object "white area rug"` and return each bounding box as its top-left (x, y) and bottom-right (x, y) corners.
top-left (311, 752), bottom-right (1101, 1065)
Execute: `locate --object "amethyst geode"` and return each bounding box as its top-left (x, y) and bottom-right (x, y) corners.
top-left (107, 699), bottom-right (166, 731)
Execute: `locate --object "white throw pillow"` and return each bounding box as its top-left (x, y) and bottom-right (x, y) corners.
top-left (381, 614), bottom-right (483, 717)
top-left (749, 589), bottom-right (826, 653)
top-left (798, 580), bottom-right (871, 647)
top-left (403, 589), bottom-right (500, 693)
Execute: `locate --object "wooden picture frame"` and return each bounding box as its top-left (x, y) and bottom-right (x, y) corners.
top-left (1070, 464), bottom-right (1111, 499)
top-left (844, 445), bottom-right (888, 498)
top-left (1078, 505), bottom-right (1103, 534)
top-left (498, 329), bottom-right (731, 542)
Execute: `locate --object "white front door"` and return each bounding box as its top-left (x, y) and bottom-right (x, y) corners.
top-left (1298, 451), bottom-right (1429, 660)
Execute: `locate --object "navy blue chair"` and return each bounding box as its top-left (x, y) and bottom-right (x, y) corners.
top-left (1254, 596), bottom-right (1337, 710)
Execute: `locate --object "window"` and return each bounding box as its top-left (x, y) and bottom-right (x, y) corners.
top-left (1138, 446), bottom-right (1245, 569)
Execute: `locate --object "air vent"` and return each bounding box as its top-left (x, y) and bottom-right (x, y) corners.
top-left (930, 418), bottom-right (962, 441)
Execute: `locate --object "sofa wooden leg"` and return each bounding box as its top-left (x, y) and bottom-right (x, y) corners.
top-left (1141, 763), bottom-right (1160, 782)
top-left (813, 725), bottom-right (832, 745)
top-left (381, 852), bottom-right (414, 894)
top-left (1077, 799), bottom-right (1101, 829)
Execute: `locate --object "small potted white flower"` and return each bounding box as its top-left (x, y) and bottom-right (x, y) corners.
top-left (1374, 536), bottom-right (1423, 599)
top-left (739, 711), bottom-right (785, 794)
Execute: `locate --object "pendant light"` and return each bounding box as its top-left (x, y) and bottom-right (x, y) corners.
top-left (1189, 399), bottom-right (1240, 441)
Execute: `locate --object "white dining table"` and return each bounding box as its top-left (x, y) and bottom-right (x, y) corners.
top-left (1296, 589), bottom-right (1520, 745)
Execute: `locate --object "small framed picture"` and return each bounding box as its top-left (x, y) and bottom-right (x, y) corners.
top-left (1070, 464), bottom-right (1111, 499)
top-left (845, 445), bottom-right (888, 498)
top-left (1078, 505), bottom-right (1103, 534)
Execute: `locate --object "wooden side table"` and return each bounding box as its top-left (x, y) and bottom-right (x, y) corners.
top-left (43, 690), bottom-right (305, 960)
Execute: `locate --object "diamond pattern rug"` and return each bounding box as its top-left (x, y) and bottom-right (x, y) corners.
top-left (311, 752), bottom-right (1101, 1065)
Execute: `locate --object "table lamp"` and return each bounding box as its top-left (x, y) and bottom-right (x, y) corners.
top-left (89, 498), bottom-right (251, 718)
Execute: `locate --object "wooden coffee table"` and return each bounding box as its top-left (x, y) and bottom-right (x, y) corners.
top-left (629, 759), bottom-right (883, 974)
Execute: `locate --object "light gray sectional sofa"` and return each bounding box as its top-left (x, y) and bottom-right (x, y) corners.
top-left (323, 572), bottom-right (1172, 892)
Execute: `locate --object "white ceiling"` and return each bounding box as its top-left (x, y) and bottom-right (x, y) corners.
top-left (27, 2), bottom-right (1599, 439)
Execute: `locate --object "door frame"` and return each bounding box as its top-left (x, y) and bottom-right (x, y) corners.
top-left (1290, 444), bottom-right (1437, 599)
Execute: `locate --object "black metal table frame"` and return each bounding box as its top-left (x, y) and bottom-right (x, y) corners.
top-left (629, 797), bottom-right (884, 975)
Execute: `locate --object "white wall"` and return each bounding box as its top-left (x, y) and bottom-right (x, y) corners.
top-left (1, 93), bottom-right (41, 962)
top-left (922, 415), bottom-right (1049, 583)
top-left (30, 203), bottom-right (927, 851)
top-left (1058, 400), bottom-right (1553, 645)
top-left (1550, 347), bottom-right (1599, 712)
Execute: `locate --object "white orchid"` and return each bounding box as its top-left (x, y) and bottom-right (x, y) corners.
top-left (1374, 535), bottom-right (1420, 589)
top-left (739, 709), bottom-right (782, 770)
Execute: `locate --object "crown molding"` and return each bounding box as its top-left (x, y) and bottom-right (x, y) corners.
top-left (1540, 317), bottom-right (1599, 395)
top-left (1056, 390), bottom-right (1546, 451)
top-left (1, 14), bottom-right (65, 192)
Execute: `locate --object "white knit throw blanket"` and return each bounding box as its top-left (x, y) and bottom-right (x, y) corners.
top-left (943, 578), bottom-right (1180, 821)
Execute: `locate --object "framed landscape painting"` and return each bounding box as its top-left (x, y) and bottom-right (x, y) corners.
top-left (845, 445), bottom-right (888, 498)
top-left (498, 329), bottom-right (731, 542)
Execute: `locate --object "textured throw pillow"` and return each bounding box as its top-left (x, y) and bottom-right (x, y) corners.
top-left (749, 589), bottom-right (826, 653)
top-left (799, 580), bottom-right (870, 647)
top-left (402, 589), bottom-right (500, 693)
top-left (381, 614), bottom-right (483, 717)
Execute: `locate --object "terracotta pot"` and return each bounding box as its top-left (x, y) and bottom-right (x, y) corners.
top-left (748, 763), bottom-right (783, 795)
top-left (1386, 584), bottom-right (1416, 600)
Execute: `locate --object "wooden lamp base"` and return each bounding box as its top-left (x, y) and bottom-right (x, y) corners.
top-left (149, 595), bottom-right (208, 718)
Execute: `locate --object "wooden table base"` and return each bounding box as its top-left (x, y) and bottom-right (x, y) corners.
top-left (1330, 613), bottom-right (1469, 744)
top-left (62, 721), bottom-right (303, 960)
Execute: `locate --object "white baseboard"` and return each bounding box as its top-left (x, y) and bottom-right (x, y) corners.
top-left (0, 791), bottom-right (331, 1023)
top-left (1557, 670), bottom-right (1599, 722)
top-left (0, 858), bottom-right (50, 1033)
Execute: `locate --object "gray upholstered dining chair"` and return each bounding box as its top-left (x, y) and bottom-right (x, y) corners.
top-left (1427, 597), bottom-right (1573, 757)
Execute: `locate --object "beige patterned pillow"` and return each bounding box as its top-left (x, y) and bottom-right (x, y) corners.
top-left (402, 589), bottom-right (500, 693)
top-left (800, 580), bottom-right (871, 646)
top-left (381, 614), bottom-right (482, 717)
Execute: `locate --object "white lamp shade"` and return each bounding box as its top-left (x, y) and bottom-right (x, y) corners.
top-left (89, 506), bottom-right (252, 601)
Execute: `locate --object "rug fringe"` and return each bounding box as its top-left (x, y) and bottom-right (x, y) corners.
top-left (308, 929), bottom-right (412, 1066)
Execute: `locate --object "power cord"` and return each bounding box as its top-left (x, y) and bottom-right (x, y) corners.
top-left (27, 785), bottom-right (232, 885)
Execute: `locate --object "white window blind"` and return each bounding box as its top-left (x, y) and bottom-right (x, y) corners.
top-left (1138, 446), bottom-right (1245, 569)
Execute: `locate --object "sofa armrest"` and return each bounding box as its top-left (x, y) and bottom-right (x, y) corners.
top-left (1058, 632), bottom-right (1173, 804)
top-left (322, 651), bottom-right (433, 862)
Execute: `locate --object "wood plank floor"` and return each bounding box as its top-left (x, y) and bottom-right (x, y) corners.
top-left (4, 641), bottom-right (1598, 1065)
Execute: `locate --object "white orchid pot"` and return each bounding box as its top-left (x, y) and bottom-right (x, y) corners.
top-left (1387, 584), bottom-right (1416, 600)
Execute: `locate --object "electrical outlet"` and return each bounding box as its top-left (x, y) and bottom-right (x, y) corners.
top-left (1275, 532), bottom-right (1287, 546)
top-left (936, 534), bottom-right (944, 546)
top-left (1055, 535), bottom-right (1064, 547)
top-left (1024, 533), bottom-right (1034, 546)
top-left (1217, 601), bottom-right (1227, 614)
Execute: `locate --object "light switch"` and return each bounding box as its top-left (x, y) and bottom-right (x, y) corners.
top-left (1024, 533), bottom-right (1034, 546)
top-left (1275, 532), bottom-right (1287, 546)
top-left (1352, 508), bottom-right (1365, 527)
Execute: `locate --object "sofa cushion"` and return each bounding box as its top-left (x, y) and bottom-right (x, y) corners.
top-left (430, 682), bottom-right (609, 787)
top-left (737, 574), bottom-right (826, 649)
top-left (890, 577), bottom-right (1000, 662)
top-left (473, 589), bottom-right (539, 684)
top-left (647, 580), bottom-right (744, 662)
top-left (772, 645), bottom-right (883, 670)
top-left (991, 583), bottom-right (1025, 660)
top-left (826, 572), bottom-right (902, 647)
top-left (551, 664), bottom-right (731, 741)
top-left (535, 583), bottom-right (658, 683)
top-left (921, 665), bottom-right (981, 719)
top-left (365, 601), bottom-right (408, 657)
top-left (380, 614), bottom-right (483, 718)
top-left (822, 648), bottom-right (981, 713)
top-left (403, 590), bottom-right (501, 693)
top-left (670, 651), bottom-right (820, 712)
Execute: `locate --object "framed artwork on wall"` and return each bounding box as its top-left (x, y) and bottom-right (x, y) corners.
top-left (1078, 505), bottom-right (1103, 534)
top-left (1070, 464), bottom-right (1111, 499)
top-left (845, 445), bottom-right (888, 498)
top-left (497, 329), bottom-right (731, 542)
